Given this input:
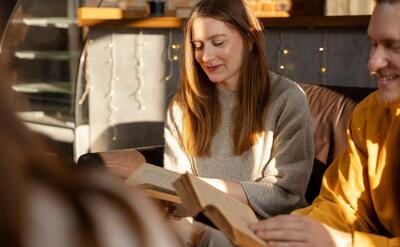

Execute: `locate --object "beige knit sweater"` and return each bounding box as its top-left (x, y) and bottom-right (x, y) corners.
top-left (164, 72), bottom-right (314, 218)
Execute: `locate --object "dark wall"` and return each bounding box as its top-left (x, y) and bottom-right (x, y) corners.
top-left (0, 0), bottom-right (18, 40)
top-left (290, 0), bottom-right (325, 16)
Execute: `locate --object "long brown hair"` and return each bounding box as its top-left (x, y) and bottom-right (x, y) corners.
top-left (175, 0), bottom-right (270, 156)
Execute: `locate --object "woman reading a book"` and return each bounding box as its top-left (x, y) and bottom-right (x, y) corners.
top-left (164, 0), bottom-right (314, 245)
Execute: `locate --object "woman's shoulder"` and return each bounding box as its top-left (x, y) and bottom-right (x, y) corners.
top-left (166, 98), bottom-right (184, 122)
top-left (268, 71), bottom-right (307, 101)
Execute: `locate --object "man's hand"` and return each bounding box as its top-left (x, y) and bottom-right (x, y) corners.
top-left (249, 215), bottom-right (352, 247)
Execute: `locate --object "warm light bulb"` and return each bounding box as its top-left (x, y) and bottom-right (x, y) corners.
top-left (319, 47), bottom-right (325, 52)
top-left (280, 65), bottom-right (285, 70)
top-left (173, 56), bottom-right (179, 61)
top-left (282, 49), bottom-right (289, 55)
top-left (172, 44), bottom-right (181, 49)
top-left (321, 67), bottom-right (327, 73)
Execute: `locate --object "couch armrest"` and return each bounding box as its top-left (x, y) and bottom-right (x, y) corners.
top-left (77, 148), bottom-right (146, 179)
top-left (77, 145), bottom-right (165, 179)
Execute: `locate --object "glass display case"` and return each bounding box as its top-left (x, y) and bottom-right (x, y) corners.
top-left (0, 0), bottom-right (87, 159)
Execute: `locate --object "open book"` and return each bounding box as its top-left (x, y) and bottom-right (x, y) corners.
top-left (125, 163), bottom-right (181, 204)
top-left (173, 173), bottom-right (267, 247)
top-left (126, 164), bottom-right (266, 246)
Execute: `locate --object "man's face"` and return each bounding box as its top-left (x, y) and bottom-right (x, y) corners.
top-left (368, 2), bottom-right (400, 107)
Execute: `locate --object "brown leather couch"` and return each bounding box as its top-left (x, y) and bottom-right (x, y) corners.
top-left (77, 83), bottom-right (375, 204)
top-left (299, 83), bottom-right (374, 202)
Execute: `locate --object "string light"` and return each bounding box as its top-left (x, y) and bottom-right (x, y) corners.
top-left (130, 30), bottom-right (145, 110)
top-left (277, 29), bottom-right (287, 75)
top-left (106, 30), bottom-right (119, 141)
top-left (171, 44), bottom-right (180, 49)
top-left (319, 29), bottom-right (329, 83)
top-left (164, 29), bottom-right (180, 81)
top-left (78, 45), bottom-right (93, 105)
top-left (78, 77), bottom-right (93, 105)
top-left (274, 29), bottom-right (332, 84)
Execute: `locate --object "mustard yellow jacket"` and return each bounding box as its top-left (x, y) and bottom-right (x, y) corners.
top-left (294, 92), bottom-right (400, 246)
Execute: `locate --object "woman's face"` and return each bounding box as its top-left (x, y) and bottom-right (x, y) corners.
top-left (191, 17), bottom-right (244, 92)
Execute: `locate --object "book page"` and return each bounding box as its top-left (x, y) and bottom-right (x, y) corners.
top-left (125, 163), bottom-right (181, 195)
top-left (202, 206), bottom-right (266, 247)
top-left (187, 174), bottom-right (257, 223)
top-left (173, 177), bottom-right (203, 216)
top-left (174, 173), bottom-right (266, 247)
top-left (145, 188), bottom-right (181, 204)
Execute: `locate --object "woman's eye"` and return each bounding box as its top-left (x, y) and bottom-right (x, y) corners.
top-left (214, 41), bottom-right (224, 46)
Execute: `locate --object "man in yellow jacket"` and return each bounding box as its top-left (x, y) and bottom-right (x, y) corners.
top-left (249, 0), bottom-right (400, 246)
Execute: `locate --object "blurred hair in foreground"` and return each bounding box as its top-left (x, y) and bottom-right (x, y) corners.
top-left (0, 41), bottom-right (180, 247)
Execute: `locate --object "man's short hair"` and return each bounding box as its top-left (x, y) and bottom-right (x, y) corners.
top-left (376, 0), bottom-right (400, 3)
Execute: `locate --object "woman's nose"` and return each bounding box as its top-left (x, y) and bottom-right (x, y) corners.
top-left (201, 45), bottom-right (215, 62)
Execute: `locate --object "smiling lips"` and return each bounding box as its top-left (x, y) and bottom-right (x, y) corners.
top-left (205, 64), bottom-right (223, 73)
top-left (380, 75), bottom-right (398, 81)
top-left (376, 72), bottom-right (399, 86)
